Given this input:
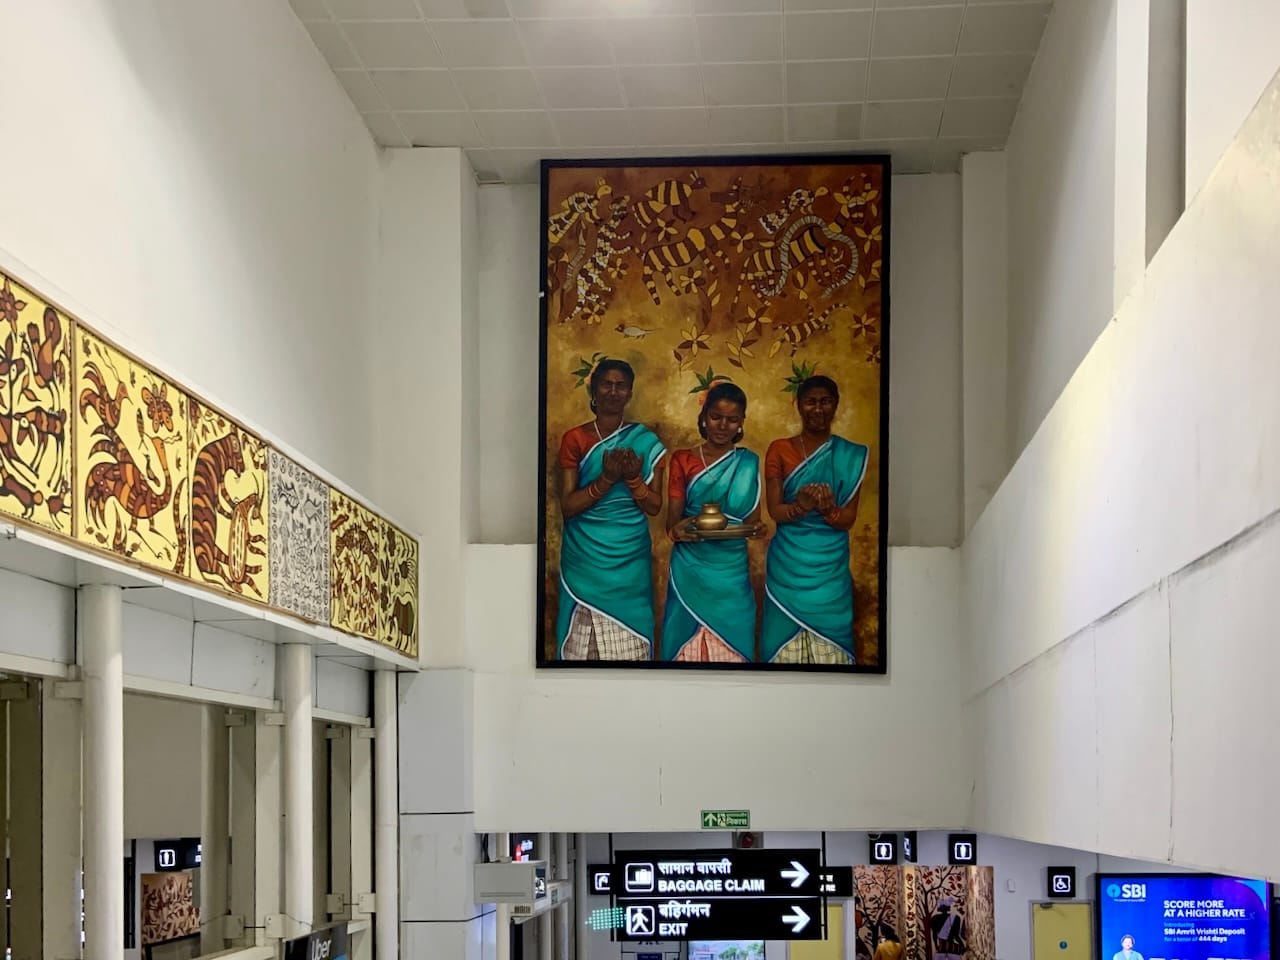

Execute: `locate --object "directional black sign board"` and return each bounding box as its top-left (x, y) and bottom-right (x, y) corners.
top-left (818, 866), bottom-right (854, 898)
top-left (590, 864), bottom-right (613, 895)
top-left (948, 833), bottom-right (978, 865)
top-left (869, 834), bottom-right (898, 865)
top-left (1046, 866), bottom-right (1076, 899)
top-left (613, 849), bottom-right (823, 941)
top-left (902, 831), bottom-right (918, 864)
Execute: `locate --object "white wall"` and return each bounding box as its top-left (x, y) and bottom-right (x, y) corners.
top-left (474, 175), bottom-right (963, 547)
top-left (124, 694), bottom-right (203, 839)
top-left (469, 546), bottom-right (966, 832)
top-left (0, 0), bottom-right (381, 495)
top-left (1004, 0), bottom-right (1117, 456)
top-left (964, 70), bottom-right (1280, 881)
top-left (1185, 0), bottom-right (1280, 203)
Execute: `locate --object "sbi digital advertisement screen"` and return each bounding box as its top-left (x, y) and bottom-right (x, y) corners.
top-left (1097, 873), bottom-right (1271, 960)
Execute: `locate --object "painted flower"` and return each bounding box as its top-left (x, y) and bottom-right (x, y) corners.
top-left (0, 277), bottom-right (27, 328)
top-left (851, 313), bottom-right (875, 339)
top-left (677, 325), bottom-right (711, 358)
top-left (854, 224), bottom-right (882, 253)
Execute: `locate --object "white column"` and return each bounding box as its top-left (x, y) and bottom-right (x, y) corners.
top-left (539, 832), bottom-right (553, 960)
top-left (495, 833), bottom-right (511, 960)
top-left (555, 833), bottom-right (570, 960)
top-left (201, 704), bottom-right (230, 952)
top-left (282, 643), bottom-right (313, 936)
top-left (374, 670), bottom-right (399, 960)
top-left (350, 724), bottom-right (374, 960)
top-left (81, 583), bottom-right (124, 960)
top-left (44, 679), bottom-right (82, 958)
top-left (573, 834), bottom-right (587, 960)
top-left (229, 712), bottom-right (257, 947)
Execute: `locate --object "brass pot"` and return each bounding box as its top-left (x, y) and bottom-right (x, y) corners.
top-left (694, 503), bottom-right (729, 531)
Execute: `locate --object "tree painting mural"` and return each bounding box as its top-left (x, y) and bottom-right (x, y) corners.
top-left (855, 865), bottom-right (904, 956)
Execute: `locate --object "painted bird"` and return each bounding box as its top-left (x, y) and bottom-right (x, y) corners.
top-left (615, 324), bottom-right (655, 340)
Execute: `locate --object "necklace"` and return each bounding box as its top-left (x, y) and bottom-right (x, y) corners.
top-left (698, 443), bottom-right (733, 468)
top-left (594, 418), bottom-right (623, 441)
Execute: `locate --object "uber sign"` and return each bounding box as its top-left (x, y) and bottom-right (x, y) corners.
top-left (948, 833), bottom-right (977, 865)
top-left (1046, 866), bottom-right (1076, 899)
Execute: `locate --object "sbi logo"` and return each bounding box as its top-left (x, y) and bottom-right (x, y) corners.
top-left (1108, 883), bottom-right (1146, 900)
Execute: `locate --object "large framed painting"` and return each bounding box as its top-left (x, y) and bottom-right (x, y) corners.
top-left (537, 154), bottom-right (890, 673)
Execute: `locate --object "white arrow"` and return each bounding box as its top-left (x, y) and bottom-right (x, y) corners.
top-left (780, 861), bottom-right (810, 888)
top-left (782, 905), bottom-right (810, 934)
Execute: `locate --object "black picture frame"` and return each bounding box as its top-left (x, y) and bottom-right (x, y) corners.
top-left (536, 152), bottom-right (892, 675)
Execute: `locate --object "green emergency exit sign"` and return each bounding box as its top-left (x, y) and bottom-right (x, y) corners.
top-left (700, 809), bottom-right (750, 829)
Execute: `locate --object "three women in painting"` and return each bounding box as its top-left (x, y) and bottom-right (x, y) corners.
top-left (555, 359), bottom-right (666, 660)
top-left (554, 365), bottom-right (869, 666)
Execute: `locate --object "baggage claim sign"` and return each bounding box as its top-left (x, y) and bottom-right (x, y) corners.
top-left (610, 849), bottom-right (826, 941)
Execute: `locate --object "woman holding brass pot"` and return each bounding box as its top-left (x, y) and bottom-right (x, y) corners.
top-left (661, 382), bottom-right (765, 662)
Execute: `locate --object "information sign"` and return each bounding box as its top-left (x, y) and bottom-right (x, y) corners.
top-left (613, 848), bottom-right (823, 941)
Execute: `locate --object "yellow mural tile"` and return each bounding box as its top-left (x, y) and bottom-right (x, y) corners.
top-left (329, 489), bottom-right (382, 640)
top-left (75, 329), bottom-right (191, 577)
top-left (0, 273), bottom-right (73, 533)
top-left (187, 398), bottom-right (270, 602)
top-left (380, 521), bottom-right (419, 658)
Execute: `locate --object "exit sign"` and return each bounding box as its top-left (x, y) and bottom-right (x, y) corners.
top-left (700, 809), bottom-right (750, 830)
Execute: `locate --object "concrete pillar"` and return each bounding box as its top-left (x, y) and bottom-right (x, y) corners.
top-left (281, 643), bottom-right (313, 936)
top-left (375, 670), bottom-right (400, 960)
top-left (201, 704), bottom-right (230, 952)
top-left (81, 583), bottom-right (124, 960)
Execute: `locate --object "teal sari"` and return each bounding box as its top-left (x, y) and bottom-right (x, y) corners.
top-left (556, 422), bottom-right (666, 657)
top-left (661, 449), bottom-right (761, 661)
top-left (760, 436), bottom-right (869, 663)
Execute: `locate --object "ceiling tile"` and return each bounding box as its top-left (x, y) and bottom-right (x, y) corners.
top-left (696, 14), bottom-right (783, 63)
top-left (536, 67), bottom-right (625, 108)
top-left (361, 112), bottom-right (410, 146)
top-left (369, 69), bottom-right (464, 109)
top-left (959, 3), bottom-right (1052, 54)
top-left (552, 109), bottom-right (636, 146)
top-left (335, 69), bottom-right (389, 111)
top-left (326, 0), bottom-right (421, 20)
top-left (452, 68), bottom-right (545, 109)
top-left (783, 0), bottom-right (873, 10)
top-left (786, 60), bottom-right (866, 103)
top-left (612, 17), bottom-right (699, 64)
top-left (787, 102), bottom-right (862, 140)
top-left (785, 12), bottom-right (872, 61)
top-left (428, 20), bottom-right (527, 67)
top-left (696, 0), bottom-right (780, 12)
top-left (396, 111), bottom-right (486, 146)
top-left (629, 107), bottom-right (711, 145)
top-left (290, 0), bottom-right (331, 21)
top-left (305, 22), bottom-right (359, 69)
top-left (948, 53), bottom-right (1034, 98)
top-left (343, 21), bottom-right (442, 68)
top-left (619, 65), bottom-right (705, 107)
top-left (701, 62), bottom-right (784, 106)
top-left (418, 0), bottom-right (509, 17)
top-left (709, 105), bottom-right (785, 143)
top-left (867, 55), bottom-right (952, 100)
top-left (616, 0), bottom-right (697, 14)
top-left (473, 110), bottom-right (559, 147)
top-left (940, 97), bottom-right (1019, 137)
top-left (871, 6), bottom-right (963, 57)
top-left (861, 99), bottom-right (942, 138)
top-left (933, 136), bottom-right (1003, 173)
top-left (518, 19), bottom-right (616, 66)
top-left (505, 0), bottom-right (598, 16)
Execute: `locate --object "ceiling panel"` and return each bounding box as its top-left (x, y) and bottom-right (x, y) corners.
top-left (294, 0), bottom-right (1055, 180)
